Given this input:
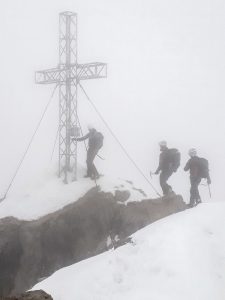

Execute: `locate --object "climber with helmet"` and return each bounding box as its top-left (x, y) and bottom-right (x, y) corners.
top-left (72, 124), bottom-right (104, 180)
top-left (184, 148), bottom-right (211, 207)
top-left (154, 141), bottom-right (180, 196)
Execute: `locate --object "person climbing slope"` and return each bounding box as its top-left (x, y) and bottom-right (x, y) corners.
top-left (72, 124), bottom-right (104, 180)
top-left (154, 141), bottom-right (180, 196)
top-left (184, 148), bottom-right (211, 207)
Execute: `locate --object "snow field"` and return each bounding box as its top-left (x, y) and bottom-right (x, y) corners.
top-left (33, 203), bottom-right (225, 300)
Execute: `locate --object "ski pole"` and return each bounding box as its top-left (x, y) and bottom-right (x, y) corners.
top-left (207, 183), bottom-right (212, 198)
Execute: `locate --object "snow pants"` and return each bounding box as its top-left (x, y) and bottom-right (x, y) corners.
top-left (190, 176), bottom-right (201, 206)
top-left (86, 147), bottom-right (100, 178)
top-left (160, 170), bottom-right (173, 195)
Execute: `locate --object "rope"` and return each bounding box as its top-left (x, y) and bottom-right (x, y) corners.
top-left (0, 84), bottom-right (58, 203)
top-left (78, 82), bottom-right (161, 197)
top-left (50, 126), bottom-right (59, 162)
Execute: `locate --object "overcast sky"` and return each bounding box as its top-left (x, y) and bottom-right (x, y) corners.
top-left (0, 0), bottom-right (224, 201)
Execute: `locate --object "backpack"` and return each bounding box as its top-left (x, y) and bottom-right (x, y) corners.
top-left (168, 148), bottom-right (181, 172)
top-left (93, 131), bottom-right (104, 149)
top-left (197, 157), bottom-right (209, 179)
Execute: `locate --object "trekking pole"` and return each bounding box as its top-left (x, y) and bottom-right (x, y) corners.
top-left (207, 183), bottom-right (212, 198)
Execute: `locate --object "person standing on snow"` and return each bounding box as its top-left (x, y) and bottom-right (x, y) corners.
top-left (184, 148), bottom-right (211, 207)
top-left (154, 141), bottom-right (180, 196)
top-left (72, 124), bottom-right (104, 180)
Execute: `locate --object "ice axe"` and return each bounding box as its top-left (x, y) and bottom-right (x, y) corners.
top-left (149, 171), bottom-right (155, 179)
top-left (97, 154), bottom-right (105, 160)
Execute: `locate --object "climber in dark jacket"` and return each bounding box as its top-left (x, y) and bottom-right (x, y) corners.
top-left (155, 141), bottom-right (178, 195)
top-left (184, 148), bottom-right (211, 207)
top-left (72, 124), bottom-right (103, 179)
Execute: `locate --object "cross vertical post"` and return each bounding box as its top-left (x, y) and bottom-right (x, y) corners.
top-left (59, 12), bottom-right (78, 183)
top-left (35, 11), bottom-right (107, 183)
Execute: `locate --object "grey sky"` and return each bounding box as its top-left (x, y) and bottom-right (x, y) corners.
top-left (0, 0), bottom-right (224, 200)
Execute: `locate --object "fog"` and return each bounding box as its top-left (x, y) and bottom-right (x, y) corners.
top-left (0, 0), bottom-right (224, 201)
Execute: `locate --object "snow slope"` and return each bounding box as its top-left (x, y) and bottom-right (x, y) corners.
top-left (0, 167), bottom-right (148, 221)
top-left (33, 203), bottom-right (225, 300)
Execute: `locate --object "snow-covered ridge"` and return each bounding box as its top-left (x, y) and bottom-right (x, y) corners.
top-left (0, 168), bottom-right (149, 221)
top-left (33, 202), bottom-right (225, 300)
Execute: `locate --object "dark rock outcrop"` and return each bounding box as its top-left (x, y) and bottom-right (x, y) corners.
top-left (0, 188), bottom-right (187, 297)
top-left (1, 289), bottom-right (53, 300)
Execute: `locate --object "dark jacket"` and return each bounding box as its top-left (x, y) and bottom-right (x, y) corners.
top-left (184, 156), bottom-right (200, 178)
top-left (155, 147), bottom-right (173, 173)
top-left (74, 129), bottom-right (102, 150)
top-left (184, 156), bottom-right (211, 183)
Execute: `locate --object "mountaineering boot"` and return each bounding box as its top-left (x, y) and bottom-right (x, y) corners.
top-left (188, 198), bottom-right (195, 208)
top-left (195, 198), bottom-right (202, 206)
top-left (188, 198), bottom-right (201, 208)
top-left (91, 174), bottom-right (100, 180)
top-left (165, 187), bottom-right (175, 198)
top-left (168, 187), bottom-right (175, 195)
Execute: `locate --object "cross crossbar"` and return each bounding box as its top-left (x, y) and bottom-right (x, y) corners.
top-left (35, 62), bottom-right (107, 84)
top-left (35, 12), bottom-right (107, 183)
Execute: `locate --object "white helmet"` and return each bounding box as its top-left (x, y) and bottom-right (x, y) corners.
top-left (188, 148), bottom-right (197, 157)
top-left (87, 123), bottom-right (95, 131)
top-left (159, 140), bottom-right (167, 147)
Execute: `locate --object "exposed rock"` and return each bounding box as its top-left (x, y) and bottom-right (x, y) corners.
top-left (114, 190), bottom-right (130, 202)
top-left (0, 188), bottom-right (187, 297)
top-left (2, 290), bottom-right (53, 299)
top-left (0, 218), bottom-right (24, 296)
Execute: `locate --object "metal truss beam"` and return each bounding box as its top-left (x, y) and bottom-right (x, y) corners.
top-left (35, 12), bottom-right (107, 182)
top-left (35, 63), bottom-right (107, 84)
